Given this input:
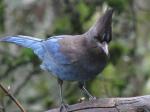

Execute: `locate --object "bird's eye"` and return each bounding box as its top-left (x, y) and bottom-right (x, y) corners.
top-left (102, 33), bottom-right (109, 42)
top-left (102, 32), bottom-right (110, 43)
top-left (94, 31), bottom-right (111, 43)
top-left (102, 33), bottom-right (106, 41)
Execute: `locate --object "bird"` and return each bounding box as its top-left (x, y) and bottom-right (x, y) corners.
top-left (0, 9), bottom-right (113, 111)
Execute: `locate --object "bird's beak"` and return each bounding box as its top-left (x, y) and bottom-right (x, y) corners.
top-left (102, 42), bottom-right (109, 57)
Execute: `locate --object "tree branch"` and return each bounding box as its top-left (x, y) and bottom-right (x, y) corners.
top-left (46, 95), bottom-right (150, 112)
top-left (0, 83), bottom-right (26, 112)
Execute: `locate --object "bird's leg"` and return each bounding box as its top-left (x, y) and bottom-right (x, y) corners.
top-left (58, 79), bottom-right (68, 112)
top-left (78, 81), bottom-right (96, 100)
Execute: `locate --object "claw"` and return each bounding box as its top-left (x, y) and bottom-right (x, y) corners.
top-left (89, 96), bottom-right (97, 101)
top-left (59, 103), bottom-right (69, 112)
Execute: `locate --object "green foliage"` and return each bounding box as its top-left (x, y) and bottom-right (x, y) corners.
top-left (106, 0), bottom-right (129, 13)
top-left (76, 1), bottom-right (95, 23)
top-left (76, 1), bottom-right (89, 22)
top-left (0, 0), bottom-right (4, 32)
top-left (53, 16), bottom-right (72, 34)
top-left (110, 41), bottom-right (129, 65)
top-left (21, 48), bottom-right (35, 60)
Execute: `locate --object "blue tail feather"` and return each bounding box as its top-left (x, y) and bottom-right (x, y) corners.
top-left (0, 35), bottom-right (44, 60)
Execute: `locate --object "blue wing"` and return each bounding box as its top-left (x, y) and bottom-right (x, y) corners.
top-left (39, 36), bottom-right (79, 79)
top-left (0, 35), bottom-right (44, 60)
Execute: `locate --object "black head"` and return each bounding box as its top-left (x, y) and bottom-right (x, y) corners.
top-left (86, 9), bottom-right (113, 44)
top-left (95, 9), bottom-right (113, 44)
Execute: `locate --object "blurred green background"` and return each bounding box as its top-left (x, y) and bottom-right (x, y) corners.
top-left (0, 0), bottom-right (150, 112)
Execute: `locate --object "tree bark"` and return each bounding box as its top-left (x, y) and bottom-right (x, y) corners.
top-left (46, 95), bottom-right (150, 112)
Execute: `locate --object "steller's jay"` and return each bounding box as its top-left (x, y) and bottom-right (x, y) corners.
top-left (0, 9), bottom-right (113, 111)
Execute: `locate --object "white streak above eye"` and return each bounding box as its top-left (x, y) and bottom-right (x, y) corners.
top-left (101, 42), bottom-right (109, 56)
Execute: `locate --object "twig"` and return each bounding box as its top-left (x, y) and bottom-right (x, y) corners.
top-left (6, 68), bottom-right (41, 106)
top-left (0, 83), bottom-right (26, 112)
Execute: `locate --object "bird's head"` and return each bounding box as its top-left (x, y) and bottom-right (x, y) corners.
top-left (86, 9), bottom-right (113, 57)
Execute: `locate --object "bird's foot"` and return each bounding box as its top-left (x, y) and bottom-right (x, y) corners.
top-left (89, 96), bottom-right (97, 101)
top-left (59, 103), bottom-right (69, 112)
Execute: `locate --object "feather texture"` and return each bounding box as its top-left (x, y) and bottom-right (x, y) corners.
top-left (0, 9), bottom-right (113, 81)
